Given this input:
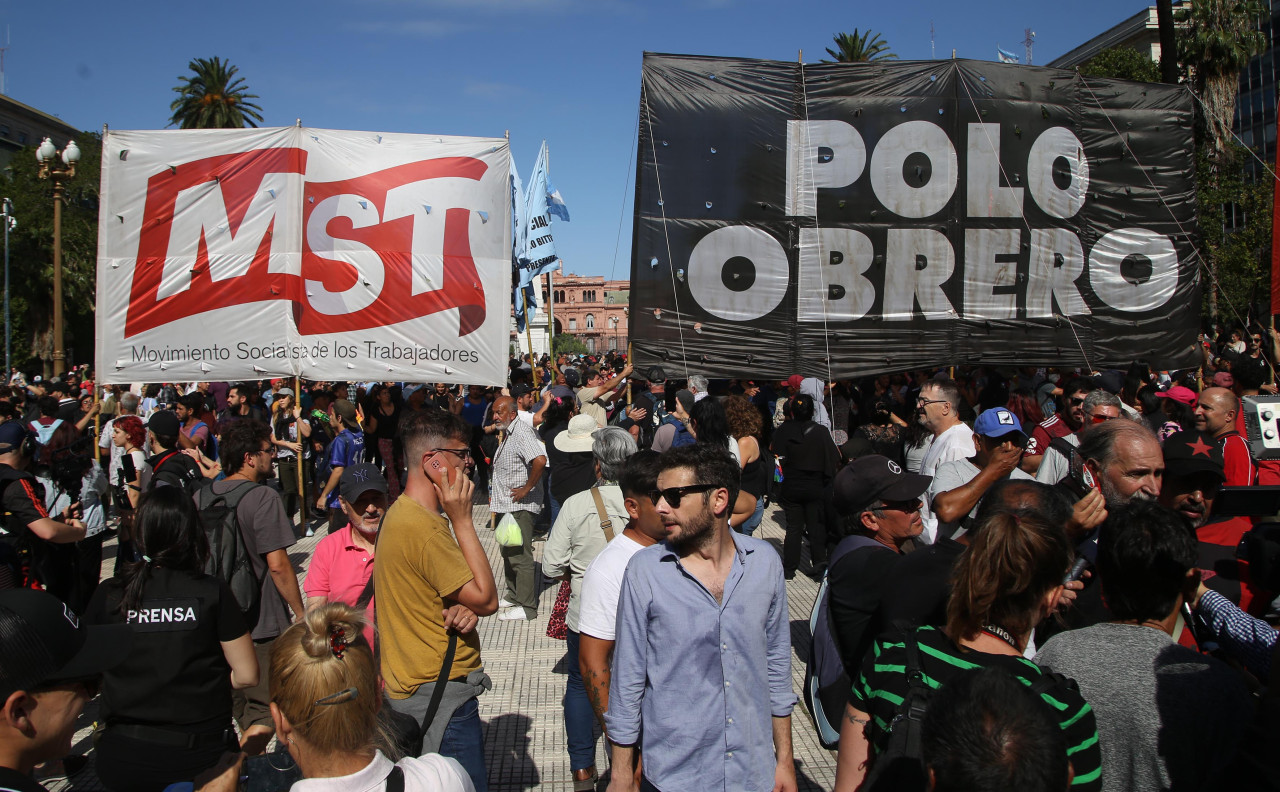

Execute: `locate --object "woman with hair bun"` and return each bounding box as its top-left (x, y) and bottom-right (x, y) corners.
top-left (833, 511), bottom-right (1103, 792)
top-left (268, 603), bottom-right (474, 791)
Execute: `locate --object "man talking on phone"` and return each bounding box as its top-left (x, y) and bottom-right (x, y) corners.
top-left (375, 409), bottom-right (498, 792)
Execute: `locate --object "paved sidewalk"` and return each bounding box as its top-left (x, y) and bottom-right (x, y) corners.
top-left (49, 501), bottom-right (837, 791)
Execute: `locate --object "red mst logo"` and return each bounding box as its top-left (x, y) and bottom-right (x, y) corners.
top-left (124, 147), bottom-right (490, 339)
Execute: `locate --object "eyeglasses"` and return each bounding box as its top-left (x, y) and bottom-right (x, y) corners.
top-left (916, 398), bottom-right (948, 408)
top-left (648, 484), bottom-right (718, 507)
top-left (431, 447), bottom-right (473, 460)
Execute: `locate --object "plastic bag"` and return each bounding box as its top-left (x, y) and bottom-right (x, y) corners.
top-left (495, 513), bottom-right (523, 547)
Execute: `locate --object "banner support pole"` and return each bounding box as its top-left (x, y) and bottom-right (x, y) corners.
top-left (548, 266), bottom-right (556, 356)
top-left (295, 375), bottom-right (304, 524)
top-left (522, 289), bottom-right (539, 387)
top-left (93, 386), bottom-right (100, 463)
top-left (627, 342), bottom-right (633, 407)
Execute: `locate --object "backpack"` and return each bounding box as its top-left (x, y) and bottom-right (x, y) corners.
top-left (661, 415), bottom-right (695, 448)
top-left (28, 419), bottom-right (63, 447)
top-left (194, 480), bottom-right (263, 622)
top-left (862, 627), bottom-right (1077, 792)
top-left (803, 534), bottom-right (885, 749)
top-left (148, 450), bottom-right (206, 498)
top-left (190, 420), bottom-right (218, 461)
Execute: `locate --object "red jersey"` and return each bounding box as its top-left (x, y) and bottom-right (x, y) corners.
top-left (1217, 432), bottom-right (1256, 487)
top-left (1026, 413), bottom-right (1073, 457)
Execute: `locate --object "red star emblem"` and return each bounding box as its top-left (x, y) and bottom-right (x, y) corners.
top-left (1187, 436), bottom-right (1214, 457)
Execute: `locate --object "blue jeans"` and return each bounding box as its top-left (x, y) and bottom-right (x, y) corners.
top-left (548, 489), bottom-right (563, 535)
top-left (737, 497), bottom-right (765, 536)
top-left (564, 629), bottom-right (598, 770)
top-left (439, 696), bottom-right (488, 792)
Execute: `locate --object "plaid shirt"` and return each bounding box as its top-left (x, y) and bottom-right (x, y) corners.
top-left (490, 418), bottom-right (546, 514)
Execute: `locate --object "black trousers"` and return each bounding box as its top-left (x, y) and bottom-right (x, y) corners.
top-left (781, 477), bottom-right (828, 573)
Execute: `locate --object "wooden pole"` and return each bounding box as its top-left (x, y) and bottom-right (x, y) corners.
top-left (295, 375), bottom-right (305, 523)
top-left (521, 289), bottom-right (540, 387)
top-left (93, 386), bottom-right (100, 462)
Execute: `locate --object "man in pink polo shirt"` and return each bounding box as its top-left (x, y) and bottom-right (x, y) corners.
top-left (303, 462), bottom-right (388, 641)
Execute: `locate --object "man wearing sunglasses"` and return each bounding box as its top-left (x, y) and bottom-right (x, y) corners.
top-left (0, 588), bottom-right (131, 791)
top-left (1023, 377), bottom-right (1095, 476)
top-left (605, 444), bottom-right (797, 792)
top-left (1034, 390), bottom-right (1124, 487)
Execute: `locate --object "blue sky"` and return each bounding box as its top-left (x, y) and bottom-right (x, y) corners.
top-left (2, 0), bottom-right (1143, 279)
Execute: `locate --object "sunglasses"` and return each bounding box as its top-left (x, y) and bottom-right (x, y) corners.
top-left (879, 498), bottom-right (923, 514)
top-left (1069, 397), bottom-right (1087, 407)
top-left (1089, 413), bottom-right (1118, 424)
top-left (648, 484), bottom-right (718, 507)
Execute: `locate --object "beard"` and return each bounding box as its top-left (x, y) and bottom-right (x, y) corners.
top-left (1099, 476), bottom-right (1153, 510)
top-left (668, 506), bottom-right (717, 554)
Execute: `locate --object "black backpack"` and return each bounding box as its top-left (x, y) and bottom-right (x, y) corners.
top-left (194, 481), bottom-right (262, 624)
top-left (863, 626), bottom-right (1075, 792)
top-left (148, 450), bottom-right (206, 498)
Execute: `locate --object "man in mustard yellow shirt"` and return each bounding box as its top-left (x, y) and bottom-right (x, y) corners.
top-left (374, 410), bottom-right (498, 792)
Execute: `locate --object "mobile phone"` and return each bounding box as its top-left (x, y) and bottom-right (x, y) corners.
top-left (1061, 443), bottom-right (1100, 499)
top-left (426, 455), bottom-right (449, 485)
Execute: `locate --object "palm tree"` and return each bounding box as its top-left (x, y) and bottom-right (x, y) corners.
top-left (1177, 0), bottom-right (1265, 160)
top-left (824, 30), bottom-right (897, 63)
top-left (169, 56), bottom-right (264, 129)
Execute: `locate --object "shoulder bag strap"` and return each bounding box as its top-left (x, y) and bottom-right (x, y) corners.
top-left (589, 486), bottom-right (615, 542)
top-left (356, 512), bottom-right (388, 611)
top-left (419, 632), bottom-right (459, 735)
top-left (385, 764), bottom-right (405, 792)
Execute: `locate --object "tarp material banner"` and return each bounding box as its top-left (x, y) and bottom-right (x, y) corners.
top-left (629, 54), bottom-right (1202, 380)
top-left (96, 128), bottom-right (511, 385)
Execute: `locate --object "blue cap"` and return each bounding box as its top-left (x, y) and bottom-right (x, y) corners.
top-left (972, 407), bottom-right (1025, 439)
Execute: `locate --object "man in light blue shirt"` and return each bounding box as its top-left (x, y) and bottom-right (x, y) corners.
top-left (605, 444), bottom-right (797, 792)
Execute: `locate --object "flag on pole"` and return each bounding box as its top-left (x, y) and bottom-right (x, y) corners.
top-left (518, 141), bottom-right (569, 287)
top-left (997, 47), bottom-right (1020, 64)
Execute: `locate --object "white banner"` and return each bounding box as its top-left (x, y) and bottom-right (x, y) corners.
top-left (96, 127), bottom-right (512, 385)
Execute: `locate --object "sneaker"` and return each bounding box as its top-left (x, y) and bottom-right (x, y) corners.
top-left (497, 607), bottom-right (531, 621)
top-left (498, 598), bottom-right (515, 609)
top-left (304, 526), bottom-right (315, 537)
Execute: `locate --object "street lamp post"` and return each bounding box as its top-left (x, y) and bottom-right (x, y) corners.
top-left (1, 199), bottom-right (14, 381)
top-left (36, 137), bottom-right (79, 379)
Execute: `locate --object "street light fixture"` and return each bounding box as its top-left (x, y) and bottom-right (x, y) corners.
top-left (36, 137), bottom-right (79, 378)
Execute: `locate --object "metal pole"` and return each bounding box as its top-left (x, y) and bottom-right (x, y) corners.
top-left (51, 179), bottom-right (64, 378)
top-left (521, 289), bottom-right (539, 387)
top-left (295, 375), bottom-right (305, 517)
top-left (3, 197), bottom-right (11, 381)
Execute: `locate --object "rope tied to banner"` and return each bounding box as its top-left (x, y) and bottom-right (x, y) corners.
top-left (956, 67), bottom-right (1096, 373)
top-left (798, 56), bottom-right (839, 435)
top-left (1077, 77), bottom-right (1277, 383)
top-left (641, 81), bottom-right (692, 380)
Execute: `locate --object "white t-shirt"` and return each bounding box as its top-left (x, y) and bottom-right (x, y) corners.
top-left (929, 457), bottom-right (1034, 521)
top-left (577, 533), bottom-right (646, 641)
top-left (917, 423), bottom-right (975, 545)
top-left (290, 749), bottom-right (473, 792)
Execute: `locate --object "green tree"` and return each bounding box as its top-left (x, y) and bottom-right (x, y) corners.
top-left (1196, 144), bottom-right (1273, 323)
top-left (823, 30), bottom-right (896, 63)
top-left (169, 56), bottom-right (264, 129)
top-left (0, 132), bottom-right (102, 374)
top-left (1080, 47), bottom-right (1161, 82)
top-left (1177, 0), bottom-right (1265, 160)
top-left (552, 333), bottom-right (588, 357)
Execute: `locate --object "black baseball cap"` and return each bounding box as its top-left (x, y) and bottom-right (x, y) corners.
top-left (510, 384), bottom-right (534, 399)
top-left (339, 463), bottom-right (389, 502)
top-left (0, 589), bottom-right (132, 700)
top-left (1162, 430), bottom-right (1225, 481)
top-left (834, 454), bottom-right (932, 514)
top-left (147, 409), bottom-right (181, 437)
top-left (0, 421), bottom-right (30, 453)
top-left (645, 366), bottom-right (667, 385)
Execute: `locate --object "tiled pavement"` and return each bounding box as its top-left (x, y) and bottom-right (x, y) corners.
top-left (49, 501), bottom-right (837, 791)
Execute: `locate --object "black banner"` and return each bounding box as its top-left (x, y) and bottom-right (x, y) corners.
top-left (629, 53), bottom-right (1201, 379)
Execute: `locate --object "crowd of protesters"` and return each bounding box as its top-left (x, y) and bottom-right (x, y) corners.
top-left (2, 320), bottom-right (1280, 791)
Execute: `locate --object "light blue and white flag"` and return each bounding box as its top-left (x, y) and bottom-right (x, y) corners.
top-left (997, 47), bottom-right (1020, 64)
top-left (518, 141), bottom-right (569, 287)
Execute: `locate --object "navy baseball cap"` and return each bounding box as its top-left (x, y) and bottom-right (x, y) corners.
top-left (0, 421), bottom-right (29, 453)
top-left (0, 589), bottom-right (132, 700)
top-left (972, 407), bottom-right (1026, 439)
top-left (339, 463), bottom-right (388, 502)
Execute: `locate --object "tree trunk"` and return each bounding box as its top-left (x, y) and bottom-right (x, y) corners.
top-left (1204, 71), bottom-right (1241, 160)
top-left (1156, 0), bottom-right (1179, 84)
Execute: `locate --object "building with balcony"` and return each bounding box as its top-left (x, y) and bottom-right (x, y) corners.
top-left (0, 94), bottom-right (78, 168)
top-left (510, 268), bottom-right (630, 355)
